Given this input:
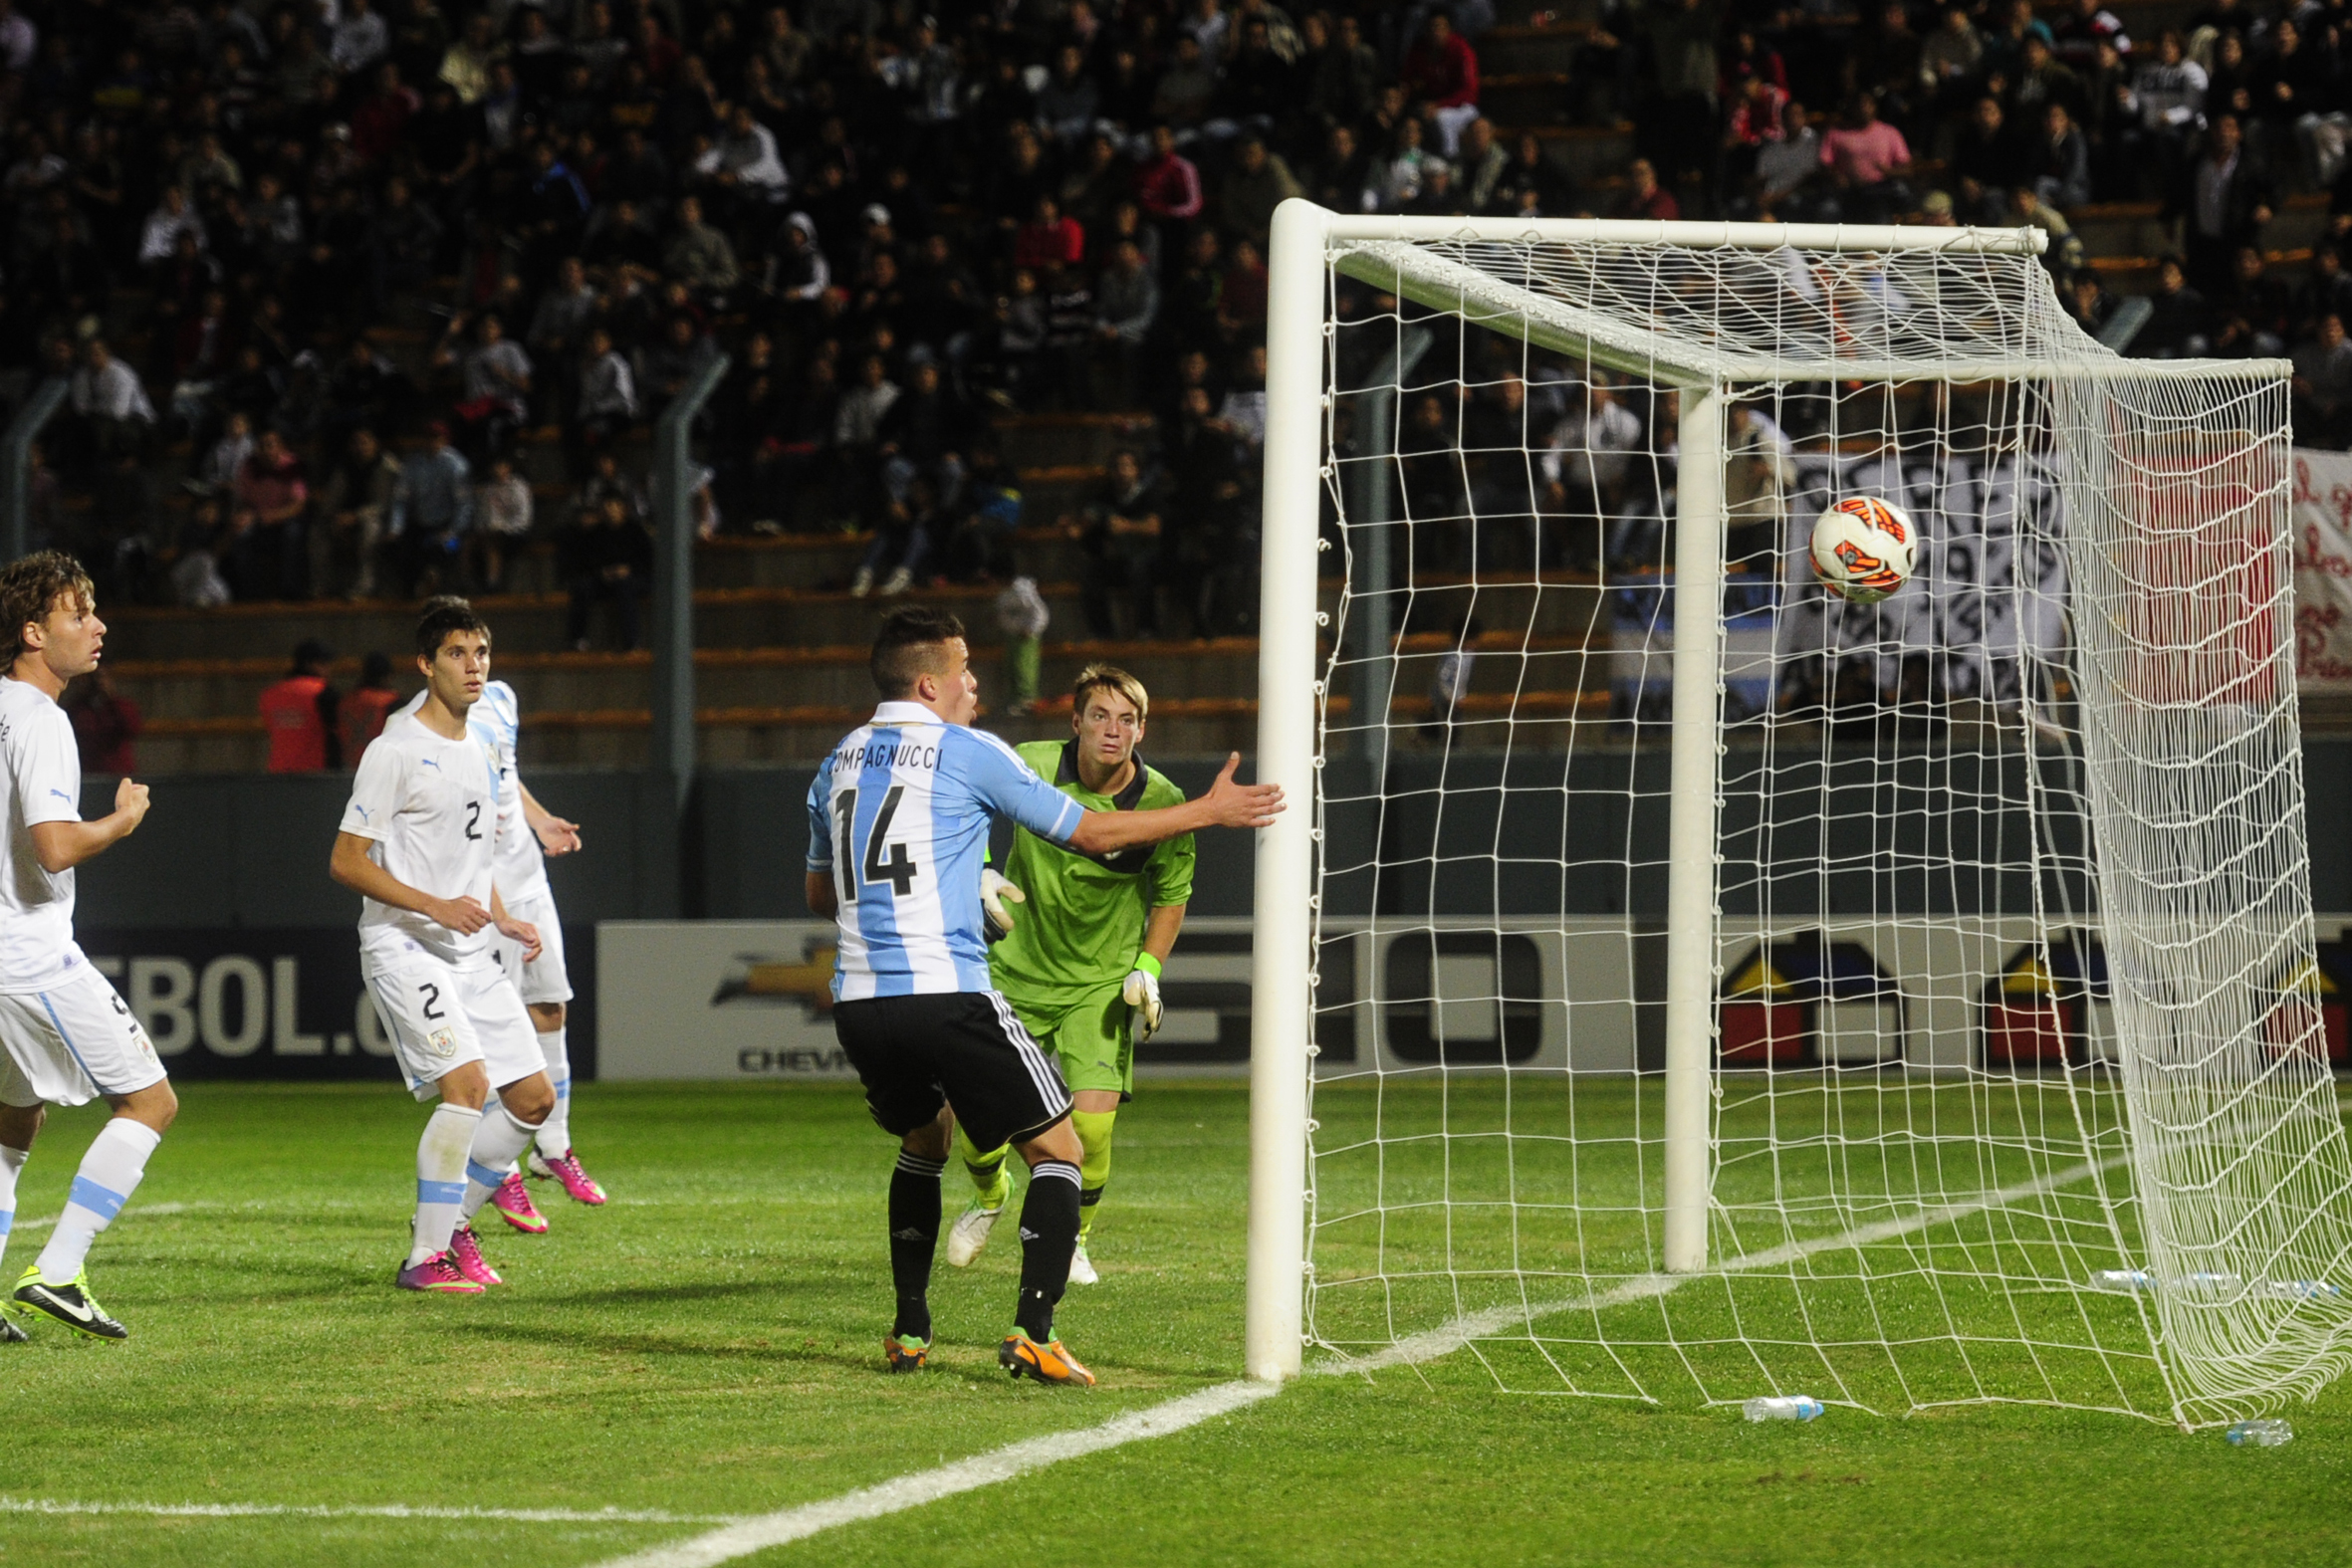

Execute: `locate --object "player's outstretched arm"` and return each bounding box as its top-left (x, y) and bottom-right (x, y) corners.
top-left (330, 830), bottom-right (494, 935)
top-left (1067, 753), bottom-right (1282, 857)
top-left (521, 782), bottom-right (583, 855)
top-left (29, 777), bottom-right (150, 872)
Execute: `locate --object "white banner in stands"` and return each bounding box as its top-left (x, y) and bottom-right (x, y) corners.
top-left (2292, 449), bottom-right (2352, 688)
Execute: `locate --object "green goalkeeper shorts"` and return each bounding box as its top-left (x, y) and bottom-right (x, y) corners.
top-left (1005, 984), bottom-right (1135, 1102)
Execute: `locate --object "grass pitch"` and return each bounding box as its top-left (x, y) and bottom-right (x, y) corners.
top-left (2, 1080), bottom-right (2346, 1567)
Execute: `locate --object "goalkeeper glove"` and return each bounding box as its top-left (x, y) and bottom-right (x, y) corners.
top-left (980, 868), bottom-right (1025, 941)
top-left (1122, 954), bottom-right (1164, 1043)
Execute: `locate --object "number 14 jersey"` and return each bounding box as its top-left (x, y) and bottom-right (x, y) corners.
top-left (341, 707), bottom-right (502, 969)
top-left (807, 701), bottom-right (1082, 1002)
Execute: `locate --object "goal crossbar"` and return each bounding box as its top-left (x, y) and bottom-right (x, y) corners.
top-left (1317, 209), bottom-right (2285, 388)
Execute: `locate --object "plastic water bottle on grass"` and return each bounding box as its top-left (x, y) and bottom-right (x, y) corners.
top-left (1744, 1396), bottom-right (1823, 1422)
top-left (2090, 1269), bottom-right (2153, 1292)
top-left (2226, 1420), bottom-right (2293, 1447)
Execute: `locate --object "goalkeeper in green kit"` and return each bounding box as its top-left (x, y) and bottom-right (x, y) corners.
top-left (948, 664), bottom-right (1192, 1285)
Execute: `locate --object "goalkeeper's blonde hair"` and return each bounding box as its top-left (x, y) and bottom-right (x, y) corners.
top-left (1071, 663), bottom-right (1148, 725)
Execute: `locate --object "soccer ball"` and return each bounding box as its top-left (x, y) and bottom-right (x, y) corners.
top-left (1809, 497), bottom-right (1917, 604)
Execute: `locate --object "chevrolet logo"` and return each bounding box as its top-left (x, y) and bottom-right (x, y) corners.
top-left (711, 944), bottom-right (838, 1013)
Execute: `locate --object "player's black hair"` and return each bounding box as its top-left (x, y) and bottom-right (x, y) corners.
top-left (415, 595), bottom-right (491, 661)
top-left (360, 650), bottom-right (392, 686)
top-left (0, 551), bottom-right (94, 664)
top-left (869, 605), bottom-right (966, 698)
top-left (292, 637), bottom-right (334, 673)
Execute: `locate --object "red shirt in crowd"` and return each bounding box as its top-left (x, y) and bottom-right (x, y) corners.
top-left (69, 688), bottom-right (141, 775)
top-left (341, 684), bottom-right (400, 765)
top-left (1134, 151), bottom-right (1203, 220)
top-left (1013, 214), bottom-right (1085, 272)
top-left (1402, 31), bottom-right (1480, 109)
top-left (262, 674), bottom-right (338, 773)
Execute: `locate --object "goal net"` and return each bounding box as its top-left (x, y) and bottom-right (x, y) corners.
top-left (1247, 207), bottom-right (2352, 1429)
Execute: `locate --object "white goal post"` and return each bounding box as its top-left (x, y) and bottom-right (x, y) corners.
top-left (1245, 198), bottom-right (2352, 1425)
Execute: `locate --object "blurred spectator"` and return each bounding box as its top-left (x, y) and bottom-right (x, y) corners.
top-left (1638, 0), bottom-right (1726, 190)
top-left (1069, 448), bottom-right (1166, 639)
top-left (137, 185), bottom-right (204, 267)
top-left (2170, 113), bottom-right (2274, 294)
top-left (196, 411), bottom-right (256, 498)
top-left (1617, 158), bottom-right (1680, 222)
top-left (663, 194), bottom-right (739, 299)
top-left (66, 669), bottom-right (142, 775)
top-left (1092, 241), bottom-right (1160, 405)
top-left (1427, 616), bottom-right (1481, 729)
top-left (851, 469), bottom-right (942, 597)
top-left (2134, 256), bottom-right (2214, 357)
top-left (316, 428), bottom-right (402, 600)
top-left (575, 327), bottom-right (640, 461)
top-left (68, 338), bottom-right (155, 471)
top-left (563, 496), bottom-right (652, 649)
top-left (390, 422), bottom-right (473, 593)
top-left (341, 651), bottom-right (401, 763)
top-left (1219, 136), bottom-right (1304, 250)
top-left (1013, 196), bottom-right (1086, 272)
top-left (1756, 103), bottom-right (1826, 218)
top-left (261, 638), bottom-right (342, 772)
top-left (473, 454), bottom-right (533, 590)
top-left (440, 312), bottom-right (532, 462)
top-left (230, 427), bottom-right (309, 600)
top-left (2121, 32), bottom-right (2209, 201)
top-left (945, 447), bottom-right (1025, 581)
top-left (1819, 92), bottom-right (1913, 222)
top-left (994, 574), bottom-right (1052, 714)
top-left (1163, 384), bottom-right (1249, 635)
top-left (2026, 104), bottom-right (2095, 211)
top-left (1948, 96), bottom-right (2019, 223)
top-left (1135, 124), bottom-right (1205, 262)
top-left (1402, 13), bottom-right (1483, 156)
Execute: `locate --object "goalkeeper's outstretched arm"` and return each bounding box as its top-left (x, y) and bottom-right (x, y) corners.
top-left (1067, 753), bottom-right (1280, 856)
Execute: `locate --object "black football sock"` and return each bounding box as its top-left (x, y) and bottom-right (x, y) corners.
top-left (1014, 1158), bottom-right (1081, 1342)
top-left (888, 1151), bottom-right (944, 1341)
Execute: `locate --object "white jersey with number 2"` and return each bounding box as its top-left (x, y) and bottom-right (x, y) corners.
top-left (399, 679), bottom-right (547, 905)
top-left (341, 707), bottom-right (502, 969)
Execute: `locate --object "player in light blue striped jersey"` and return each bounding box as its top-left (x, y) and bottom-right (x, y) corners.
top-left (807, 605), bottom-right (1281, 1385)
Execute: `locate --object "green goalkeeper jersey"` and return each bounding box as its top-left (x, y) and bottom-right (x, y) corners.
top-left (989, 739), bottom-right (1195, 1008)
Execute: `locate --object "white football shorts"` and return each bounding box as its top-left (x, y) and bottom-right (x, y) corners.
top-left (492, 888), bottom-right (573, 1007)
top-left (0, 960), bottom-right (169, 1108)
top-left (362, 949), bottom-right (545, 1102)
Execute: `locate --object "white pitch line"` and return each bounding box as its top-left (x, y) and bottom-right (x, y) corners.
top-left (0, 1497), bottom-right (747, 1525)
top-left (585, 1380), bottom-right (1282, 1568)
top-left (1310, 1153), bottom-right (2132, 1376)
top-left (10, 1201), bottom-right (206, 1235)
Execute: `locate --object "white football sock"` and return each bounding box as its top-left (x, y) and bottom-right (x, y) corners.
top-left (460, 1105), bottom-right (540, 1222)
top-left (534, 1028), bottom-right (572, 1157)
top-left (410, 1104), bottom-right (479, 1266)
top-left (0, 1143), bottom-right (27, 1273)
top-left (35, 1118), bottom-right (161, 1281)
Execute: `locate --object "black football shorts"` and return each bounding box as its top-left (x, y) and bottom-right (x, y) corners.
top-left (831, 990), bottom-right (1074, 1152)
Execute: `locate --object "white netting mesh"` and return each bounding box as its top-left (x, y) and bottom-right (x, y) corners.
top-left (1301, 224), bottom-right (2352, 1427)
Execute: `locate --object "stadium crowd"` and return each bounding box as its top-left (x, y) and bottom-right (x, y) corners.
top-left (2, 0), bottom-right (2351, 614)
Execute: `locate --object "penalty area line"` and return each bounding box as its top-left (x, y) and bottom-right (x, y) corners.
top-left (0, 1497), bottom-right (749, 1525)
top-left (585, 1379), bottom-right (1282, 1568)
